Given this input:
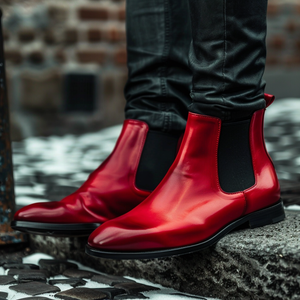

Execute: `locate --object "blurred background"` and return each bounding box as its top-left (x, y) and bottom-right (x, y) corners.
top-left (1, 0), bottom-right (127, 141)
top-left (1, 0), bottom-right (300, 141)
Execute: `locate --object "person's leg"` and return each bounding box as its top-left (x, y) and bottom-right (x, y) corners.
top-left (187, 0), bottom-right (268, 193)
top-left (86, 0), bottom-right (285, 259)
top-left (125, 0), bottom-right (192, 133)
top-left (11, 0), bottom-right (192, 236)
top-left (188, 0), bottom-right (267, 121)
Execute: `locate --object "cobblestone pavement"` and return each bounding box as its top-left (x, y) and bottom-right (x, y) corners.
top-left (0, 253), bottom-right (218, 300)
top-left (12, 98), bottom-right (300, 212)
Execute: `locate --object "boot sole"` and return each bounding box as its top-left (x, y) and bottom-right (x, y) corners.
top-left (85, 200), bottom-right (285, 260)
top-left (11, 221), bottom-right (101, 237)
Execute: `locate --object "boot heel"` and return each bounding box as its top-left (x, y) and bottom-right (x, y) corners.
top-left (249, 201), bottom-right (285, 229)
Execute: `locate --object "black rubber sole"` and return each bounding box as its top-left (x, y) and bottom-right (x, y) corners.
top-left (11, 221), bottom-right (101, 237)
top-left (85, 200), bottom-right (285, 260)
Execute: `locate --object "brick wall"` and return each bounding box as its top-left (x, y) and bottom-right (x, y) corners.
top-left (1, 0), bottom-right (300, 140)
top-left (267, 0), bottom-right (300, 67)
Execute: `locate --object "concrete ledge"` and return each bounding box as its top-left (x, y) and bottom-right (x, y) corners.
top-left (30, 212), bottom-right (300, 300)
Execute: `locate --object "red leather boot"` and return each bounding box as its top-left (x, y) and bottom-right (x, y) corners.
top-left (86, 94), bottom-right (285, 259)
top-left (11, 120), bottom-right (181, 236)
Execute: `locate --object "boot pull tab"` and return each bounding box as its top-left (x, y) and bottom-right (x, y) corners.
top-left (264, 93), bottom-right (275, 108)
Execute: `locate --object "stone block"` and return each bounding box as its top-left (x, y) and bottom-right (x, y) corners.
top-left (30, 212), bottom-right (300, 300)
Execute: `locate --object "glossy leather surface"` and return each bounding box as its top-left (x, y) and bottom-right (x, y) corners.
top-left (14, 120), bottom-right (151, 224)
top-left (88, 98), bottom-right (280, 251)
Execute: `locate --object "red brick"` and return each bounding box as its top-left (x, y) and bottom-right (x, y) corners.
top-left (18, 28), bottom-right (35, 43)
top-left (118, 4), bottom-right (126, 21)
top-left (77, 49), bottom-right (106, 64)
top-left (64, 28), bottom-right (78, 45)
top-left (295, 39), bottom-right (300, 51)
top-left (4, 49), bottom-right (23, 65)
top-left (268, 35), bottom-right (285, 50)
top-left (267, 3), bottom-right (279, 17)
top-left (114, 47), bottom-right (127, 65)
top-left (285, 21), bottom-right (297, 33)
top-left (48, 4), bottom-right (68, 22)
top-left (44, 30), bottom-right (56, 45)
top-left (106, 26), bottom-right (126, 43)
top-left (87, 28), bottom-right (103, 43)
top-left (78, 6), bottom-right (109, 21)
top-left (284, 55), bottom-right (300, 66)
top-left (28, 51), bottom-right (45, 64)
top-left (54, 49), bottom-right (67, 63)
top-left (266, 54), bottom-right (279, 66)
top-left (3, 29), bottom-right (9, 41)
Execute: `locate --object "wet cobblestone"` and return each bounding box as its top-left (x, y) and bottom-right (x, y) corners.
top-left (0, 292), bottom-right (8, 300)
top-left (91, 274), bottom-right (134, 286)
top-left (0, 275), bottom-right (16, 285)
top-left (39, 260), bottom-right (78, 277)
top-left (62, 269), bottom-right (95, 279)
top-left (9, 281), bottom-right (61, 295)
top-left (0, 254), bottom-right (213, 300)
top-left (48, 279), bottom-right (87, 288)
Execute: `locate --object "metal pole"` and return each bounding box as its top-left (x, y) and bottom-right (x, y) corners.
top-left (0, 9), bottom-right (26, 245)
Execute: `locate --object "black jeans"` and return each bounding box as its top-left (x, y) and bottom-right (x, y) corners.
top-left (125, 0), bottom-right (268, 131)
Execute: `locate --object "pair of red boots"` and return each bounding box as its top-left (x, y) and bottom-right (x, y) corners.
top-left (11, 94), bottom-right (284, 260)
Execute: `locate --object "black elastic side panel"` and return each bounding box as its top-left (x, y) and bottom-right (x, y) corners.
top-left (218, 119), bottom-right (255, 193)
top-left (135, 130), bottom-right (180, 191)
